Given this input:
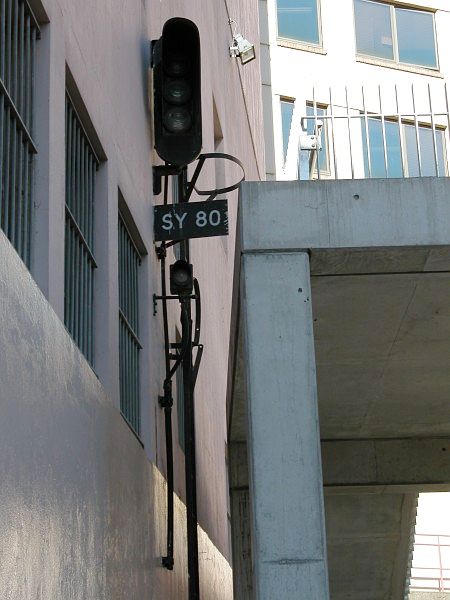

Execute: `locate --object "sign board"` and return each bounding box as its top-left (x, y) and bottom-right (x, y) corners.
top-left (154, 199), bottom-right (228, 242)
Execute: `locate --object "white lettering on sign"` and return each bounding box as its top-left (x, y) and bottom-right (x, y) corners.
top-left (196, 211), bottom-right (207, 227)
top-left (174, 212), bottom-right (187, 228)
top-left (154, 199), bottom-right (228, 242)
top-left (162, 213), bottom-right (173, 231)
top-left (209, 209), bottom-right (221, 226)
top-left (158, 205), bottom-right (225, 234)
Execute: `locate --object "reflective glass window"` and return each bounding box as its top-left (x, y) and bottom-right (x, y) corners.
top-left (355, 0), bottom-right (393, 61)
top-left (396, 8), bottom-right (437, 69)
top-left (354, 1), bottom-right (438, 69)
top-left (405, 125), bottom-right (446, 177)
top-left (277, 0), bottom-right (320, 45)
top-left (362, 118), bottom-right (403, 178)
top-left (281, 100), bottom-right (294, 163)
top-left (362, 118), bottom-right (446, 178)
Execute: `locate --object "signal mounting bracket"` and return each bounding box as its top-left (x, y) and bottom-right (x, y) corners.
top-left (153, 152), bottom-right (245, 199)
top-left (153, 164), bottom-right (182, 196)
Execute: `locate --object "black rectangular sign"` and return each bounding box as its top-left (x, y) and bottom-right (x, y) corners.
top-left (154, 199), bottom-right (228, 242)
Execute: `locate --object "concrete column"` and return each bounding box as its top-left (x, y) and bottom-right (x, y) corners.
top-left (242, 251), bottom-right (329, 599)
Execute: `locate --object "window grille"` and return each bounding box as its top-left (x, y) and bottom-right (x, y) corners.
top-left (0, 0), bottom-right (39, 266)
top-left (118, 213), bottom-right (142, 434)
top-left (64, 94), bottom-right (99, 365)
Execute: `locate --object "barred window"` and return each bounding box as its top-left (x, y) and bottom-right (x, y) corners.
top-left (118, 212), bottom-right (142, 435)
top-left (0, 0), bottom-right (39, 266)
top-left (64, 94), bottom-right (99, 364)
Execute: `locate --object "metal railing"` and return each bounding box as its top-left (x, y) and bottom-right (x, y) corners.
top-left (409, 533), bottom-right (450, 592)
top-left (283, 83), bottom-right (450, 182)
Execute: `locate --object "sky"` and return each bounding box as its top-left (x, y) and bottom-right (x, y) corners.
top-left (410, 492), bottom-right (450, 592)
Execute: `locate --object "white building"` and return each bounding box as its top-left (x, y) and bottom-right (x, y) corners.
top-left (259, 0), bottom-right (450, 182)
top-left (0, 0), bottom-right (264, 598)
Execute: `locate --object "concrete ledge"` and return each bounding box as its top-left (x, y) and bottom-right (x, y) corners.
top-left (230, 438), bottom-right (450, 490)
top-left (241, 178), bottom-right (450, 252)
top-left (322, 438), bottom-right (450, 487)
top-left (409, 593), bottom-right (450, 599)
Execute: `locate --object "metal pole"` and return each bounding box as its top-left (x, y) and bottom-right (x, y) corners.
top-left (179, 168), bottom-right (200, 600)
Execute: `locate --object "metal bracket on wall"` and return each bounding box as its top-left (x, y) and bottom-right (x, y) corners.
top-left (153, 164), bottom-right (182, 196)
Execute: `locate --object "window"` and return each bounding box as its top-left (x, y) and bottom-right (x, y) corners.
top-left (280, 98), bottom-right (294, 164)
top-left (277, 0), bottom-right (320, 45)
top-left (306, 102), bottom-right (329, 174)
top-left (354, 0), bottom-right (438, 69)
top-left (280, 99), bottom-right (329, 174)
top-left (118, 212), bottom-right (142, 435)
top-left (64, 94), bottom-right (99, 365)
top-left (0, 0), bottom-right (39, 267)
top-left (361, 117), bottom-right (447, 178)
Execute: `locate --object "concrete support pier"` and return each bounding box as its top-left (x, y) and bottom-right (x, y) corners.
top-left (242, 251), bottom-right (330, 599)
top-left (229, 178), bottom-right (450, 599)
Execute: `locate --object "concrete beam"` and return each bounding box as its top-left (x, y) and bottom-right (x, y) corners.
top-left (322, 438), bottom-right (450, 488)
top-left (231, 438), bottom-right (450, 491)
top-left (240, 178), bottom-right (450, 253)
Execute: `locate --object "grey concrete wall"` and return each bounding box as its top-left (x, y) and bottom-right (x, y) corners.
top-left (0, 230), bottom-right (233, 599)
top-left (0, 231), bottom-right (231, 598)
top-left (1, 0), bottom-right (265, 597)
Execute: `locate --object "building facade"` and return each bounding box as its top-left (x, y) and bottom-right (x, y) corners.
top-left (226, 1), bottom-right (450, 599)
top-left (259, 0), bottom-right (450, 183)
top-left (0, 0), bottom-right (264, 598)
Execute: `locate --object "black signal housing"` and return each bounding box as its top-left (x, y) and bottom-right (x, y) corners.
top-left (153, 18), bottom-right (202, 166)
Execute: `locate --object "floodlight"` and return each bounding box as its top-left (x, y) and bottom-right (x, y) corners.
top-left (229, 19), bottom-right (256, 65)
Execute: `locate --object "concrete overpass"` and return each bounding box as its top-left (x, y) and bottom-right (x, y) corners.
top-left (228, 178), bottom-right (450, 599)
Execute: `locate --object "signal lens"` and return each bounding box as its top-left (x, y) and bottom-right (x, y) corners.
top-left (163, 107), bottom-right (192, 133)
top-left (163, 79), bottom-right (192, 105)
top-left (165, 55), bottom-right (189, 77)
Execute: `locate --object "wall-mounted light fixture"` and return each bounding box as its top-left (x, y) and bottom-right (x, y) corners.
top-left (229, 19), bottom-right (256, 65)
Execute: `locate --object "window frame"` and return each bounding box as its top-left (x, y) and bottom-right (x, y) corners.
top-left (361, 114), bottom-right (447, 178)
top-left (401, 118), bottom-right (447, 177)
top-left (276, 0), bottom-right (323, 50)
top-left (280, 96), bottom-right (295, 167)
top-left (354, 0), bottom-right (439, 72)
top-left (305, 101), bottom-right (331, 178)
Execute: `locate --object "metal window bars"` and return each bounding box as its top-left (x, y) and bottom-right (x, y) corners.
top-left (0, 0), bottom-right (39, 266)
top-left (64, 95), bottom-right (99, 365)
top-left (118, 213), bottom-right (142, 435)
top-left (283, 83), bottom-right (450, 182)
top-left (409, 533), bottom-right (450, 592)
